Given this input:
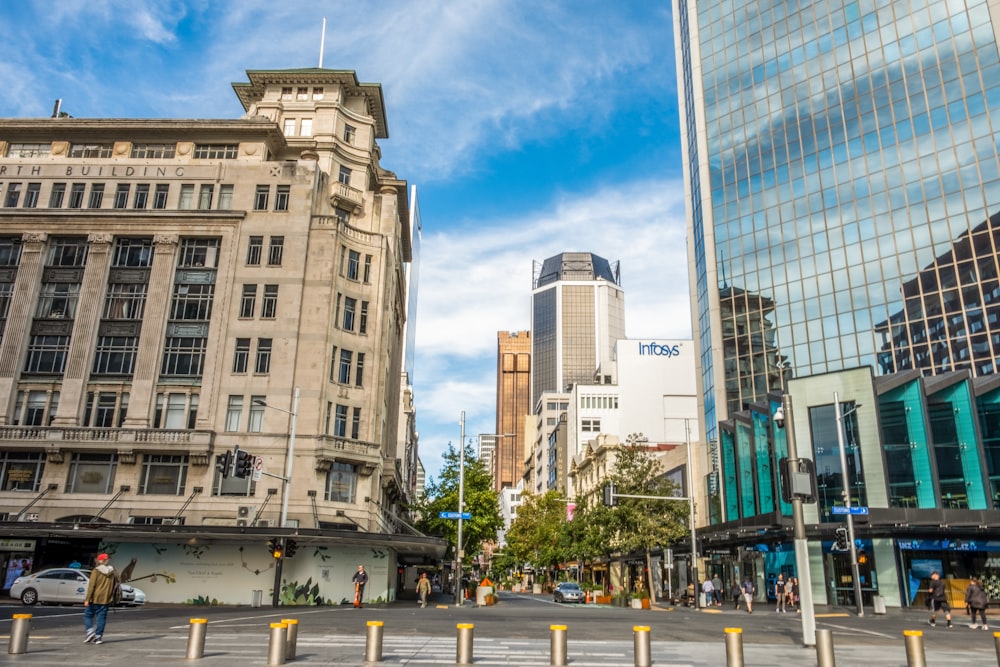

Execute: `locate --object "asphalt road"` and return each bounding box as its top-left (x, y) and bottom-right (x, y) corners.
top-left (0, 591), bottom-right (996, 665)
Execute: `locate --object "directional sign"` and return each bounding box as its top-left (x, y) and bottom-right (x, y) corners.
top-left (252, 456), bottom-right (264, 482)
top-left (831, 505), bottom-right (868, 515)
top-left (438, 512), bottom-right (472, 520)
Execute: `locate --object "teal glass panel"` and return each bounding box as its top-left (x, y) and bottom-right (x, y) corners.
top-left (975, 388), bottom-right (1000, 509)
top-left (809, 403), bottom-right (867, 521)
top-left (880, 381), bottom-right (936, 508)
top-left (720, 428), bottom-right (740, 521)
top-left (736, 420), bottom-right (756, 518)
top-left (929, 381), bottom-right (987, 509)
top-left (752, 411), bottom-right (775, 514)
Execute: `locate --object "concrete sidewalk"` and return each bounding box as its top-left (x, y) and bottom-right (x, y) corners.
top-left (4, 626), bottom-right (997, 666)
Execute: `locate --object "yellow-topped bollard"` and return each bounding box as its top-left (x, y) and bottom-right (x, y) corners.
top-left (186, 618), bottom-right (208, 660)
top-left (550, 624), bottom-right (568, 666)
top-left (456, 623), bottom-right (475, 665)
top-left (268, 622), bottom-right (288, 666)
top-left (903, 630), bottom-right (926, 667)
top-left (280, 618), bottom-right (299, 660)
top-left (8, 613), bottom-right (31, 655)
top-left (366, 620), bottom-right (384, 663)
top-left (633, 625), bottom-right (651, 667)
top-left (724, 627), bottom-right (744, 667)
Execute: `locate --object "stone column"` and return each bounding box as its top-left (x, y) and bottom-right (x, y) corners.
top-left (122, 234), bottom-right (177, 427)
top-left (0, 233), bottom-right (47, 424)
top-left (51, 233), bottom-right (113, 425)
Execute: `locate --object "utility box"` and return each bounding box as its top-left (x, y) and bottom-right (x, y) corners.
top-left (251, 590), bottom-right (263, 607)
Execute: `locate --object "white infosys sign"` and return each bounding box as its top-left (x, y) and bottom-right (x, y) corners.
top-left (615, 339), bottom-right (697, 444)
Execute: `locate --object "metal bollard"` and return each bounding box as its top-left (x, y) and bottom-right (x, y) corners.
top-left (365, 621), bottom-right (384, 663)
top-left (724, 627), bottom-right (744, 667)
top-left (550, 625), bottom-right (567, 666)
top-left (633, 626), bottom-right (651, 667)
top-left (456, 623), bottom-right (475, 665)
top-left (281, 618), bottom-right (298, 661)
top-left (268, 622), bottom-right (288, 666)
top-left (903, 630), bottom-right (927, 667)
top-left (186, 618), bottom-right (208, 660)
top-left (815, 628), bottom-right (835, 667)
top-left (8, 613), bottom-right (31, 655)
top-left (994, 631), bottom-right (1000, 666)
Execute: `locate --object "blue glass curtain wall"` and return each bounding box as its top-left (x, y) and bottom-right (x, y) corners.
top-left (752, 409), bottom-right (776, 514)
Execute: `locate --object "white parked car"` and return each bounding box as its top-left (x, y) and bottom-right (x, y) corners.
top-left (9, 567), bottom-right (140, 606)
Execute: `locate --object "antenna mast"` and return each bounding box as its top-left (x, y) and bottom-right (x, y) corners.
top-left (318, 17), bottom-right (327, 68)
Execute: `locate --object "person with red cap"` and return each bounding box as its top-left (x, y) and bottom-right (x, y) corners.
top-left (83, 553), bottom-right (120, 645)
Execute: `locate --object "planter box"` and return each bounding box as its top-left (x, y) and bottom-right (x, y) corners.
top-left (631, 598), bottom-right (643, 609)
top-left (595, 595), bottom-right (612, 605)
top-left (641, 598), bottom-right (651, 610)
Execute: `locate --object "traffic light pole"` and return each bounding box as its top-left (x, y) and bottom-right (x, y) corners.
top-left (272, 536), bottom-right (285, 608)
top-left (835, 392), bottom-right (864, 616)
top-left (781, 394), bottom-right (817, 646)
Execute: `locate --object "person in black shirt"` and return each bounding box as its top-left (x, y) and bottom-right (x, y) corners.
top-left (352, 565), bottom-right (369, 608)
top-left (928, 571), bottom-right (953, 628)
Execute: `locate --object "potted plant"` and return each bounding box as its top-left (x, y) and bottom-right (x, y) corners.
top-left (632, 588), bottom-right (651, 609)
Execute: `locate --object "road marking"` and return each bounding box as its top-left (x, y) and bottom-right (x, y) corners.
top-left (821, 622), bottom-right (896, 640)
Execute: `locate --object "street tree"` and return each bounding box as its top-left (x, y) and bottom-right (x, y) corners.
top-left (412, 441), bottom-right (502, 569)
top-left (505, 490), bottom-right (571, 586)
top-left (607, 441), bottom-right (690, 603)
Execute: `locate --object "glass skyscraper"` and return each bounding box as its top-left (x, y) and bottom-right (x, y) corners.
top-left (676, 0), bottom-right (1000, 442)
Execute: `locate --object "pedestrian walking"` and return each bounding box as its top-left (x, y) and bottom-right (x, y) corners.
top-left (352, 564), bottom-right (369, 608)
top-left (775, 574), bottom-right (786, 612)
top-left (711, 575), bottom-right (723, 605)
top-left (83, 553), bottom-right (120, 645)
top-left (784, 575), bottom-right (796, 612)
top-left (702, 578), bottom-right (714, 607)
top-left (741, 576), bottom-right (755, 614)
top-left (927, 571), bottom-right (953, 628)
top-left (965, 577), bottom-right (989, 630)
top-left (417, 572), bottom-right (432, 608)
top-left (731, 582), bottom-right (742, 609)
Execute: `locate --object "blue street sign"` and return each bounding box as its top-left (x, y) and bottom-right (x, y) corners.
top-left (831, 506), bottom-right (868, 515)
top-left (438, 512), bottom-right (472, 520)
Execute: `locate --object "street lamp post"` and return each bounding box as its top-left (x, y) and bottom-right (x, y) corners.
top-left (253, 386), bottom-right (300, 528)
top-left (253, 386), bottom-right (299, 609)
top-left (779, 394), bottom-right (817, 646)
top-left (834, 391), bottom-right (864, 616)
top-left (455, 411), bottom-right (467, 606)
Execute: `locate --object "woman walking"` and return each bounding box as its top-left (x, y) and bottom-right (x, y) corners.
top-left (966, 577), bottom-right (989, 630)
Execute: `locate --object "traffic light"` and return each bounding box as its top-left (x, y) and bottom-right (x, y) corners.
top-left (833, 527), bottom-right (849, 551)
top-left (268, 538), bottom-right (282, 559)
top-left (234, 448), bottom-right (253, 478)
top-left (284, 539), bottom-right (297, 559)
top-left (602, 482), bottom-right (618, 507)
top-left (215, 450), bottom-right (233, 478)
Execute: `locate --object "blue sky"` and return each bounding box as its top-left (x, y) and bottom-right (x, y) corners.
top-left (0, 1), bottom-right (692, 483)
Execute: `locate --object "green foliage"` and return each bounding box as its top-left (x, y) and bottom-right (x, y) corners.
top-left (279, 577), bottom-right (326, 605)
top-left (186, 595), bottom-right (221, 605)
top-left (506, 490), bottom-right (574, 579)
top-left (412, 442), bottom-right (502, 561)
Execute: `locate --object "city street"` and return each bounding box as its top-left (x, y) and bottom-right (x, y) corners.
top-left (0, 591), bottom-right (996, 665)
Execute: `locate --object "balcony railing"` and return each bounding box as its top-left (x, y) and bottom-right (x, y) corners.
top-left (331, 181), bottom-right (364, 213)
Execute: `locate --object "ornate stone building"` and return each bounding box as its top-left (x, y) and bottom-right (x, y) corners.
top-left (0, 68), bottom-right (443, 603)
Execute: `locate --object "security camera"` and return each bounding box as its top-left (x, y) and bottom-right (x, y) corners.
top-left (773, 406), bottom-right (785, 429)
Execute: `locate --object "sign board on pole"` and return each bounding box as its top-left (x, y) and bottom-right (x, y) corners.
top-left (831, 505), bottom-right (868, 515)
top-left (438, 512), bottom-right (472, 520)
top-left (252, 456), bottom-right (263, 482)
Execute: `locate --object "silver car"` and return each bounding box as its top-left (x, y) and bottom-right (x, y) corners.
top-left (553, 582), bottom-right (583, 603)
top-left (10, 567), bottom-right (137, 606)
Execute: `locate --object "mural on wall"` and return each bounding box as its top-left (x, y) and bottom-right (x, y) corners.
top-left (99, 541), bottom-right (396, 606)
